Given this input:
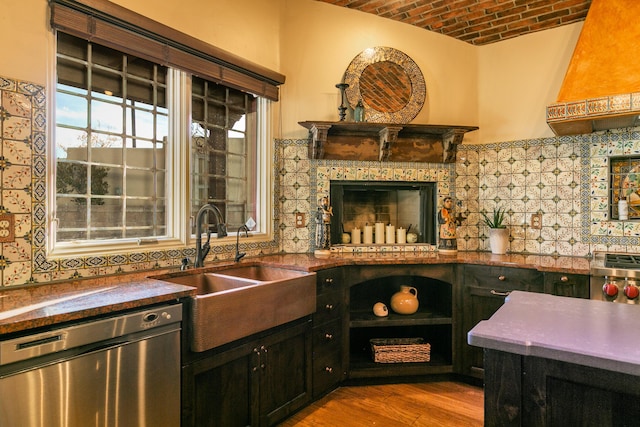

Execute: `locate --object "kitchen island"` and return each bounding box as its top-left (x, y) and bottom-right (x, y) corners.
top-left (468, 291), bottom-right (640, 426)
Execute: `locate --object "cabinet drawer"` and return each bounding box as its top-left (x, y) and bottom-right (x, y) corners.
top-left (312, 319), bottom-right (342, 356)
top-left (312, 350), bottom-right (342, 397)
top-left (313, 291), bottom-right (343, 325)
top-left (544, 272), bottom-right (589, 299)
top-left (464, 265), bottom-right (544, 293)
top-left (316, 268), bottom-right (343, 295)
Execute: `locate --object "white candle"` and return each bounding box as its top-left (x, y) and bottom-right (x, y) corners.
top-left (386, 224), bottom-right (395, 244)
top-left (351, 227), bottom-right (361, 244)
top-left (363, 225), bottom-right (373, 244)
top-left (396, 227), bottom-right (406, 244)
top-left (375, 223), bottom-right (385, 244)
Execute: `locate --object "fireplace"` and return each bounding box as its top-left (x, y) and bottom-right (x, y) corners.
top-left (329, 181), bottom-right (437, 245)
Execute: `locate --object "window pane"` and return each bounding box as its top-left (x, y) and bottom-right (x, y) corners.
top-left (56, 91), bottom-right (88, 127)
top-left (228, 154), bottom-right (244, 178)
top-left (127, 169), bottom-right (156, 197)
top-left (56, 33), bottom-right (169, 243)
top-left (91, 99), bottom-right (123, 132)
top-left (56, 129), bottom-right (88, 161)
top-left (190, 76), bottom-right (257, 232)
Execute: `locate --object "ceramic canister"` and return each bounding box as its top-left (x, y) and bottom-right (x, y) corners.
top-left (390, 285), bottom-right (419, 315)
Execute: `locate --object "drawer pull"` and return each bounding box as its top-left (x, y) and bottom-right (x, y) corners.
top-left (325, 304), bottom-right (334, 311)
top-left (560, 276), bottom-right (569, 282)
top-left (324, 333), bottom-right (334, 340)
top-left (498, 275), bottom-right (506, 281)
top-left (490, 289), bottom-right (510, 297)
top-left (324, 277), bottom-right (334, 284)
top-left (325, 367), bottom-right (333, 373)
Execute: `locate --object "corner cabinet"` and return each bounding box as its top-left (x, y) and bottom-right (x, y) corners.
top-left (345, 265), bottom-right (455, 380)
top-left (299, 121), bottom-right (478, 163)
top-left (181, 318), bottom-right (312, 427)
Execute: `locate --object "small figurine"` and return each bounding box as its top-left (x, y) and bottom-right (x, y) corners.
top-left (315, 196), bottom-right (333, 256)
top-left (438, 196), bottom-right (458, 253)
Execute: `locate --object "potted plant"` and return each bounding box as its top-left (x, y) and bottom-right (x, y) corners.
top-left (481, 207), bottom-right (508, 254)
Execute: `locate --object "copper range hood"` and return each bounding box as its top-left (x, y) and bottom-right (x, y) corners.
top-left (546, 0), bottom-right (640, 136)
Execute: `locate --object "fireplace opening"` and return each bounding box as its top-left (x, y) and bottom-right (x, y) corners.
top-left (329, 181), bottom-right (437, 245)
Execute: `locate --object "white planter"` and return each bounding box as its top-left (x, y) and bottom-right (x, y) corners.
top-left (489, 228), bottom-right (509, 254)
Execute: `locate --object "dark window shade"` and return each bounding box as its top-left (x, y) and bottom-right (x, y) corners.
top-left (50, 0), bottom-right (284, 101)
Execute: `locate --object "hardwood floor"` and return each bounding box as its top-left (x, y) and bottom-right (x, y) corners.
top-left (278, 381), bottom-right (484, 426)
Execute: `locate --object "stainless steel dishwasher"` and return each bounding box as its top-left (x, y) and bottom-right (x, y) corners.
top-left (0, 302), bottom-right (182, 427)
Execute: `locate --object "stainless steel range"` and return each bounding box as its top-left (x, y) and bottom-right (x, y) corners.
top-left (590, 252), bottom-right (640, 303)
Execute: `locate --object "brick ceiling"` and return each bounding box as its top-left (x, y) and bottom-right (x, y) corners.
top-left (315, 0), bottom-right (592, 45)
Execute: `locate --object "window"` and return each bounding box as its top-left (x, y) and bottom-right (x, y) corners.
top-left (51, 32), bottom-right (270, 257)
top-left (191, 77), bottom-right (259, 234)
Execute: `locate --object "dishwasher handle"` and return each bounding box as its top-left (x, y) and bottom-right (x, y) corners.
top-left (16, 334), bottom-right (64, 350)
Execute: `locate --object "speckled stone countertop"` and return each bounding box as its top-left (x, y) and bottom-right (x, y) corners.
top-left (253, 251), bottom-right (591, 274)
top-left (468, 291), bottom-right (640, 376)
top-left (0, 277), bottom-right (196, 335)
top-left (0, 251), bottom-right (590, 336)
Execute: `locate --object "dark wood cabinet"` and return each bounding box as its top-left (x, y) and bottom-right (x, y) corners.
top-left (312, 268), bottom-right (345, 398)
top-left (460, 265), bottom-right (544, 378)
top-left (484, 349), bottom-right (640, 426)
top-left (182, 318), bottom-right (312, 427)
top-left (543, 272), bottom-right (589, 298)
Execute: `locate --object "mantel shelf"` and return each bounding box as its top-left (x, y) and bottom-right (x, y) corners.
top-left (299, 121), bottom-right (478, 163)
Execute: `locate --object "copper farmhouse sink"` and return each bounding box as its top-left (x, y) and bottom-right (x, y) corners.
top-left (153, 265), bottom-right (316, 351)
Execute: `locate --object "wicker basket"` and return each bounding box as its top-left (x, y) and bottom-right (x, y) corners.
top-left (370, 338), bottom-right (431, 363)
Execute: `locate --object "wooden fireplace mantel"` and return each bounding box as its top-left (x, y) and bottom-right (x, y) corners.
top-left (298, 121), bottom-right (478, 163)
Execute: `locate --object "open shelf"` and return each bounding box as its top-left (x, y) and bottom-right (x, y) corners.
top-left (348, 351), bottom-right (453, 379)
top-left (347, 275), bottom-right (453, 381)
top-left (349, 309), bottom-right (452, 327)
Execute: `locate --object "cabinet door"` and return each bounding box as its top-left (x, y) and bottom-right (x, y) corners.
top-left (460, 265), bottom-right (543, 378)
top-left (461, 286), bottom-right (508, 377)
top-left (182, 342), bottom-right (258, 427)
top-left (259, 320), bottom-right (312, 427)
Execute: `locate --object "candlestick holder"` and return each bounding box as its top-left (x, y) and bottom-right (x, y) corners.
top-left (335, 83), bottom-right (349, 121)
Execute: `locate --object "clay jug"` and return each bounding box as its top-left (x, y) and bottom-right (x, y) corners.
top-left (390, 286), bottom-right (419, 314)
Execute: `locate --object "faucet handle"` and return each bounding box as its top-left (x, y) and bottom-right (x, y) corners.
top-left (180, 258), bottom-right (191, 271)
top-left (217, 223), bottom-right (228, 238)
top-left (201, 242), bottom-right (210, 261)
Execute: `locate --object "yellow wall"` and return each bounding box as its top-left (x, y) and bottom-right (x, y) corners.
top-left (109, 0), bottom-right (283, 72)
top-left (478, 23), bottom-right (583, 142)
top-left (0, 0), bottom-right (583, 144)
top-left (1, 0), bottom-right (51, 85)
top-left (278, 0), bottom-right (479, 142)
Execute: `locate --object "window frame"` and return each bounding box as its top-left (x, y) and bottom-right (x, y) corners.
top-left (47, 34), bottom-right (274, 259)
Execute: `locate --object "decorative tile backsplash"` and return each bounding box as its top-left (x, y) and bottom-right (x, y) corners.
top-left (277, 126), bottom-right (640, 258)
top-left (6, 71), bottom-right (640, 289)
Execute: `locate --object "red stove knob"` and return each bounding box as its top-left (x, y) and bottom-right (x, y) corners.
top-left (625, 283), bottom-right (640, 300)
top-left (603, 282), bottom-right (619, 298)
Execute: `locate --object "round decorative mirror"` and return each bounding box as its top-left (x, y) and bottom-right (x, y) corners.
top-left (344, 47), bottom-right (426, 124)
